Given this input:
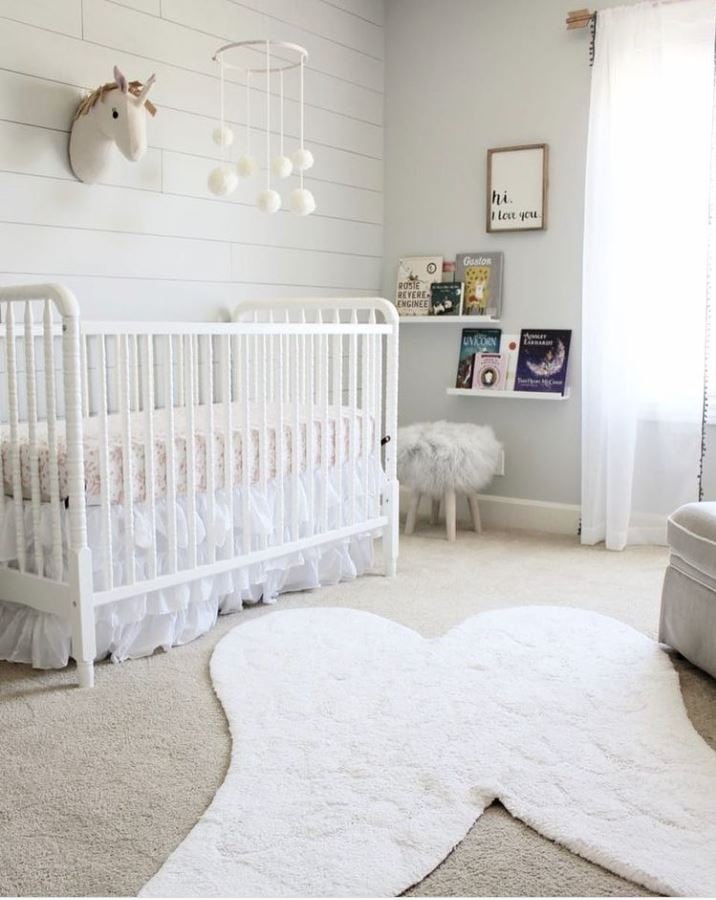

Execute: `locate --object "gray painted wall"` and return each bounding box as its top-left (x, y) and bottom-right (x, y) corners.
top-left (384, 0), bottom-right (684, 510)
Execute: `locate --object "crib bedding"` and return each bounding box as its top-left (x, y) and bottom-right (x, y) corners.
top-left (0, 402), bottom-right (373, 505)
top-left (0, 457), bottom-right (384, 668)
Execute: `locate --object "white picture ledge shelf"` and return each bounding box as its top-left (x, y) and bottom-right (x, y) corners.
top-left (399, 316), bottom-right (500, 325)
top-left (447, 388), bottom-right (571, 401)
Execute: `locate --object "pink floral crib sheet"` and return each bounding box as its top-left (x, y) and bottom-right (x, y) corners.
top-left (1, 403), bottom-right (375, 506)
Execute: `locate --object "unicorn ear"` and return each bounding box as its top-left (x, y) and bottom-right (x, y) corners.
top-left (113, 65), bottom-right (128, 94)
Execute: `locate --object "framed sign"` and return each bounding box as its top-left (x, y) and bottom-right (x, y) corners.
top-left (487, 143), bottom-right (548, 232)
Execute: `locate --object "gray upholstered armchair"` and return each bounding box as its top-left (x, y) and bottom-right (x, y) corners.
top-left (659, 502), bottom-right (716, 679)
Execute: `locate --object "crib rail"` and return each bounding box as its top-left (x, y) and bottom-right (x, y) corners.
top-left (0, 290), bottom-right (398, 593)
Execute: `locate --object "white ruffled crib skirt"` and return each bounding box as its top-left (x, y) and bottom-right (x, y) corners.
top-left (0, 458), bottom-right (383, 669)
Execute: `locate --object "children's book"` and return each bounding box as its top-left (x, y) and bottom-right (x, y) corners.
top-left (471, 352), bottom-right (507, 390)
top-left (455, 328), bottom-right (502, 388)
top-left (514, 329), bottom-right (572, 393)
top-left (429, 282), bottom-right (464, 316)
top-left (500, 333), bottom-right (520, 390)
top-left (395, 256), bottom-right (443, 316)
top-left (455, 252), bottom-right (504, 318)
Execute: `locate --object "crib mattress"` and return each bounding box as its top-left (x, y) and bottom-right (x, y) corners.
top-left (1, 403), bottom-right (373, 506)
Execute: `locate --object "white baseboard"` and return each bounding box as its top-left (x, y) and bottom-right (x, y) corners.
top-left (399, 488), bottom-right (580, 536)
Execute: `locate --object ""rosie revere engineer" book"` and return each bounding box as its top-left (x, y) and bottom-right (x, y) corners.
top-left (394, 256), bottom-right (443, 316)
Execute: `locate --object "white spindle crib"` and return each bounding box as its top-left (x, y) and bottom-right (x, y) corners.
top-left (0, 285), bottom-right (399, 687)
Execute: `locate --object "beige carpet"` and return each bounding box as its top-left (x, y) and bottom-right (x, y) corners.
top-left (1, 526), bottom-right (714, 898)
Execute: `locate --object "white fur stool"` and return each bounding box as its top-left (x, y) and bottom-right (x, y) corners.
top-left (397, 421), bottom-right (501, 541)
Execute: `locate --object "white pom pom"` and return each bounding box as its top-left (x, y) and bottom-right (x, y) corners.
top-left (257, 188), bottom-right (282, 214)
top-left (291, 147), bottom-right (314, 172)
top-left (289, 187), bottom-right (316, 216)
top-left (208, 165), bottom-right (238, 197)
top-left (236, 154), bottom-right (258, 178)
top-left (212, 125), bottom-right (234, 147)
top-left (271, 155), bottom-right (293, 179)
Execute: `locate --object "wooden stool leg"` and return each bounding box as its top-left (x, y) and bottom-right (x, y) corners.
top-left (405, 491), bottom-right (421, 535)
top-left (445, 490), bottom-right (456, 542)
top-left (468, 493), bottom-right (482, 533)
top-left (431, 498), bottom-right (440, 526)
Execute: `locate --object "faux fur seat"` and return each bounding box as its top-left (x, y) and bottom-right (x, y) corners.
top-left (397, 421), bottom-right (501, 540)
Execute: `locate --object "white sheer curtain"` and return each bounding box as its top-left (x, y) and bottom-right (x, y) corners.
top-left (581, 0), bottom-right (716, 550)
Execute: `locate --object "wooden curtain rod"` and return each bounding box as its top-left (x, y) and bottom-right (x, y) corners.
top-left (566, 8), bottom-right (595, 29)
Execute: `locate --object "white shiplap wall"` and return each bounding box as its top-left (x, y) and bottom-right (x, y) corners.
top-left (0, 0), bottom-right (384, 320)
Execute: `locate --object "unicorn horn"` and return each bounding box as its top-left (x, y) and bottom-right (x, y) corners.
top-left (136, 73), bottom-right (156, 105)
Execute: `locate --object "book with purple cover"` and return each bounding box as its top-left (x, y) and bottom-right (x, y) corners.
top-left (514, 329), bottom-right (572, 393)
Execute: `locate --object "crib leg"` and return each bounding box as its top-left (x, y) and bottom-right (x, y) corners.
top-left (405, 491), bottom-right (420, 535)
top-left (77, 660), bottom-right (95, 689)
top-left (445, 490), bottom-right (457, 542)
top-left (69, 548), bottom-right (96, 688)
top-left (382, 478), bottom-right (400, 577)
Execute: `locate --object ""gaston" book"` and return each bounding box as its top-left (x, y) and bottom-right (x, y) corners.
top-left (514, 329), bottom-right (572, 394)
top-left (394, 256), bottom-right (443, 316)
top-left (455, 252), bottom-right (504, 318)
top-left (455, 327), bottom-right (502, 388)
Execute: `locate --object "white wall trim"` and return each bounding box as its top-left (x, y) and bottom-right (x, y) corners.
top-left (399, 487), bottom-right (580, 536)
top-left (475, 494), bottom-right (580, 535)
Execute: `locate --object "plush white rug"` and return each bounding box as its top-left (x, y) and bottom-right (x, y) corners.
top-left (140, 607), bottom-right (716, 898)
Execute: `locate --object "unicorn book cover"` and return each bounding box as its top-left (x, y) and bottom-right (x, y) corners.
top-left (455, 328), bottom-right (502, 388)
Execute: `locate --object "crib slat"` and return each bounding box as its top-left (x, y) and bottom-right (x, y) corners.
top-left (142, 335), bottom-right (158, 580)
top-left (131, 334), bottom-right (141, 412)
top-left (361, 329), bottom-right (371, 524)
top-left (5, 306), bottom-right (26, 572)
top-left (276, 333), bottom-right (285, 544)
top-left (185, 334), bottom-right (198, 569)
top-left (372, 311), bottom-right (382, 518)
top-left (119, 334), bottom-right (136, 584)
top-left (204, 335), bottom-right (216, 565)
top-left (221, 333), bottom-right (236, 559)
top-left (42, 300), bottom-right (63, 581)
top-left (319, 316), bottom-right (329, 534)
top-left (80, 332), bottom-right (89, 418)
top-left (349, 311), bottom-right (358, 527)
top-left (332, 313), bottom-right (343, 530)
top-left (259, 334), bottom-right (269, 550)
top-left (0, 313), bottom-right (5, 523)
top-left (0, 334), bottom-right (4, 524)
top-left (307, 332), bottom-right (316, 535)
top-left (240, 334), bottom-right (251, 555)
top-left (291, 333), bottom-right (301, 542)
top-left (97, 336), bottom-right (113, 590)
top-left (176, 333), bottom-right (185, 407)
top-left (164, 335), bottom-right (178, 573)
top-left (23, 303), bottom-right (44, 576)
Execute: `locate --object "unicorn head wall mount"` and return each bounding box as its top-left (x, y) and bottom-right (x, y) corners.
top-left (69, 66), bottom-right (157, 184)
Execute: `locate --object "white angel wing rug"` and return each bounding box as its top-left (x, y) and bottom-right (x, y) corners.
top-left (140, 607), bottom-right (716, 898)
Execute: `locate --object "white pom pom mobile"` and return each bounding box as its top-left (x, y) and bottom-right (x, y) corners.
top-left (209, 40), bottom-right (317, 215)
